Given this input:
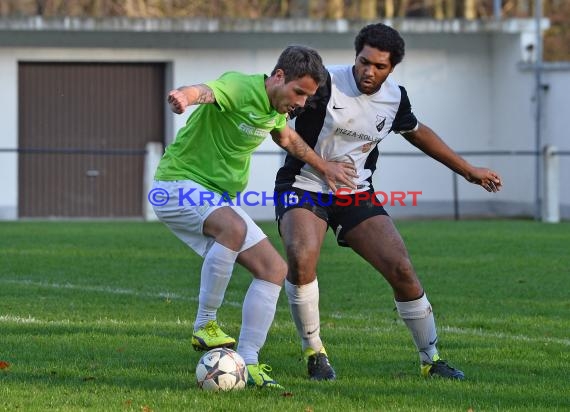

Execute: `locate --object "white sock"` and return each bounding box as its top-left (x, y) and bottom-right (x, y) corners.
top-left (395, 294), bottom-right (439, 364)
top-left (194, 242), bottom-right (238, 331)
top-left (285, 278), bottom-right (323, 353)
top-left (237, 279), bottom-right (281, 365)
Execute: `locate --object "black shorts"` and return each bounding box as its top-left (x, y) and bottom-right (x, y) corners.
top-left (275, 187), bottom-right (389, 247)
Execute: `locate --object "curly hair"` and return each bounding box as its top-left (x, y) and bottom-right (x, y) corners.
top-left (271, 45), bottom-right (327, 86)
top-left (354, 23), bottom-right (406, 67)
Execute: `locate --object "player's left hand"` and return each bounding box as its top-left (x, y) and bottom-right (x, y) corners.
top-left (466, 167), bottom-right (503, 192)
top-left (323, 161), bottom-right (358, 192)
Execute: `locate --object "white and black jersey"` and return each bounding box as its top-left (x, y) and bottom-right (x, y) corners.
top-left (275, 65), bottom-right (418, 194)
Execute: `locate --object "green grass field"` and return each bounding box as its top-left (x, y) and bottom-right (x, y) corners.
top-left (1, 220), bottom-right (569, 411)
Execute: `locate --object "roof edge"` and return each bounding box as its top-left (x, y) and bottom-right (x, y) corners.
top-left (0, 16), bottom-right (550, 34)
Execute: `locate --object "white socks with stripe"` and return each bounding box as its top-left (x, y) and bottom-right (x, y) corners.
top-left (194, 242), bottom-right (238, 331)
top-left (395, 293), bottom-right (439, 364)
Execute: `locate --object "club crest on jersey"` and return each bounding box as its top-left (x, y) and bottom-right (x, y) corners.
top-left (376, 115), bottom-right (386, 132)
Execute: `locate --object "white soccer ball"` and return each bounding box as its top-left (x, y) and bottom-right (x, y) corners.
top-left (195, 348), bottom-right (248, 391)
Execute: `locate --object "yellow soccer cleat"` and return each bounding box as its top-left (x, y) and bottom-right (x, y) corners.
top-left (191, 320), bottom-right (236, 351)
top-left (246, 363), bottom-right (284, 389)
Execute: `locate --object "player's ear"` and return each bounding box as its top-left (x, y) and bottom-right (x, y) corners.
top-left (274, 69), bottom-right (285, 82)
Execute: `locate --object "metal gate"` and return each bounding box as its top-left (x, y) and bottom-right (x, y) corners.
top-left (18, 62), bottom-right (165, 218)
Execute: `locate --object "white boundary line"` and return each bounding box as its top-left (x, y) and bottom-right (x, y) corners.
top-left (1, 278), bottom-right (239, 307)
top-left (1, 278), bottom-right (194, 301)
top-left (2, 278), bottom-right (568, 347)
top-left (0, 314), bottom-right (193, 326)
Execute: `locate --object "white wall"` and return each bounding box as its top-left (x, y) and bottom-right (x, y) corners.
top-left (376, 33), bottom-right (496, 218)
top-left (540, 67), bottom-right (570, 217)
top-left (489, 33), bottom-right (538, 217)
top-left (0, 53), bottom-right (18, 219)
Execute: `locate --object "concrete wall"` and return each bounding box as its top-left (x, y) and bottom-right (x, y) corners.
top-left (0, 18), bottom-right (567, 220)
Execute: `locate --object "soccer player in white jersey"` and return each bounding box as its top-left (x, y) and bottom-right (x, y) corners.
top-left (274, 24), bottom-right (503, 380)
top-left (152, 45), bottom-right (356, 389)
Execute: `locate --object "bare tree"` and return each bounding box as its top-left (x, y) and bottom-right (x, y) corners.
top-left (385, 0), bottom-right (395, 18)
top-left (465, 0), bottom-right (476, 19)
top-left (360, 0), bottom-right (377, 19)
top-left (288, 0), bottom-right (309, 17)
top-left (516, 0), bottom-right (531, 16)
top-left (398, 0), bottom-right (410, 17)
top-left (445, 0), bottom-right (456, 18)
top-left (434, 0), bottom-right (444, 19)
top-left (280, 0), bottom-right (289, 16)
top-left (0, 0), bottom-right (11, 16)
top-left (326, 0), bottom-right (344, 19)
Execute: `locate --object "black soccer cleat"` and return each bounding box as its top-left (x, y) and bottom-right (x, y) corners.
top-left (421, 354), bottom-right (465, 380)
top-left (305, 347), bottom-right (337, 381)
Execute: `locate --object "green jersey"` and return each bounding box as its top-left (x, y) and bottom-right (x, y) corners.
top-left (155, 71), bottom-right (287, 197)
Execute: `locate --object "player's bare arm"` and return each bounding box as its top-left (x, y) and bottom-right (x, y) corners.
top-left (167, 84), bottom-right (216, 114)
top-left (403, 122), bottom-right (503, 193)
top-left (271, 126), bottom-right (358, 192)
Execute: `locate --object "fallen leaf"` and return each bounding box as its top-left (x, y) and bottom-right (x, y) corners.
top-left (0, 361), bottom-right (10, 369)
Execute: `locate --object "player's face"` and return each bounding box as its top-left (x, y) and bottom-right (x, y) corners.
top-left (271, 70), bottom-right (318, 114)
top-left (353, 44), bottom-right (395, 95)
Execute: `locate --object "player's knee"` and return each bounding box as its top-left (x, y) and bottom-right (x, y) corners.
top-left (215, 214), bottom-right (247, 250)
top-left (286, 246), bottom-right (318, 284)
top-left (274, 257), bottom-right (288, 280)
top-left (287, 268), bottom-right (316, 285)
top-left (391, 257), bottom-right (422, 296)
top-left (384, 256), bottom-right (417, 285)
top-left (286, 263), bottom-right (317, 285)
top-left (395, 257), bottom-right (415, 279)
top-left (241, 237), bottom-right (288, 282)
top-left (257, 254), bottom-right (287, 285)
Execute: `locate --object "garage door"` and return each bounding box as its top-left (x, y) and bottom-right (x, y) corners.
top-left (18, 62), bottom-right (165, 218)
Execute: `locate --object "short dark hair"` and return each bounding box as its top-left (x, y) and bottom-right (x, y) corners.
top-left (271, 45), bottom-right (327, 86)
top-left (354, 23), bottom-right (405, 67)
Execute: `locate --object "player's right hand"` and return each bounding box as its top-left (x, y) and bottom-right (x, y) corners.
top-left (167, 89), bottom-right (189, 114)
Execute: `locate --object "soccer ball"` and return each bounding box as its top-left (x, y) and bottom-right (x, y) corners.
top-left (195, 348), bottom-right (248, 391)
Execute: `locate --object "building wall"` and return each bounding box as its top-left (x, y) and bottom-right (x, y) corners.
top-left (540, 67), bottom-right (570, 217)
top-left (371, 33), bottom-right (496, 219)
top-left (0, 53), bottom-right (18, 220)
top-left (0, 19), bottom-right (567, 220)
top-left (489, 33), bottom-right (541, 218)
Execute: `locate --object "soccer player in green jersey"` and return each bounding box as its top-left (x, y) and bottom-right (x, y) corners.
top-left (152, 45), bottom-right (357, 389)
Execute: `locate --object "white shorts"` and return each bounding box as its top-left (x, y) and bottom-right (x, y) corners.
top-left (151, 180), bottom-right (266, 257)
